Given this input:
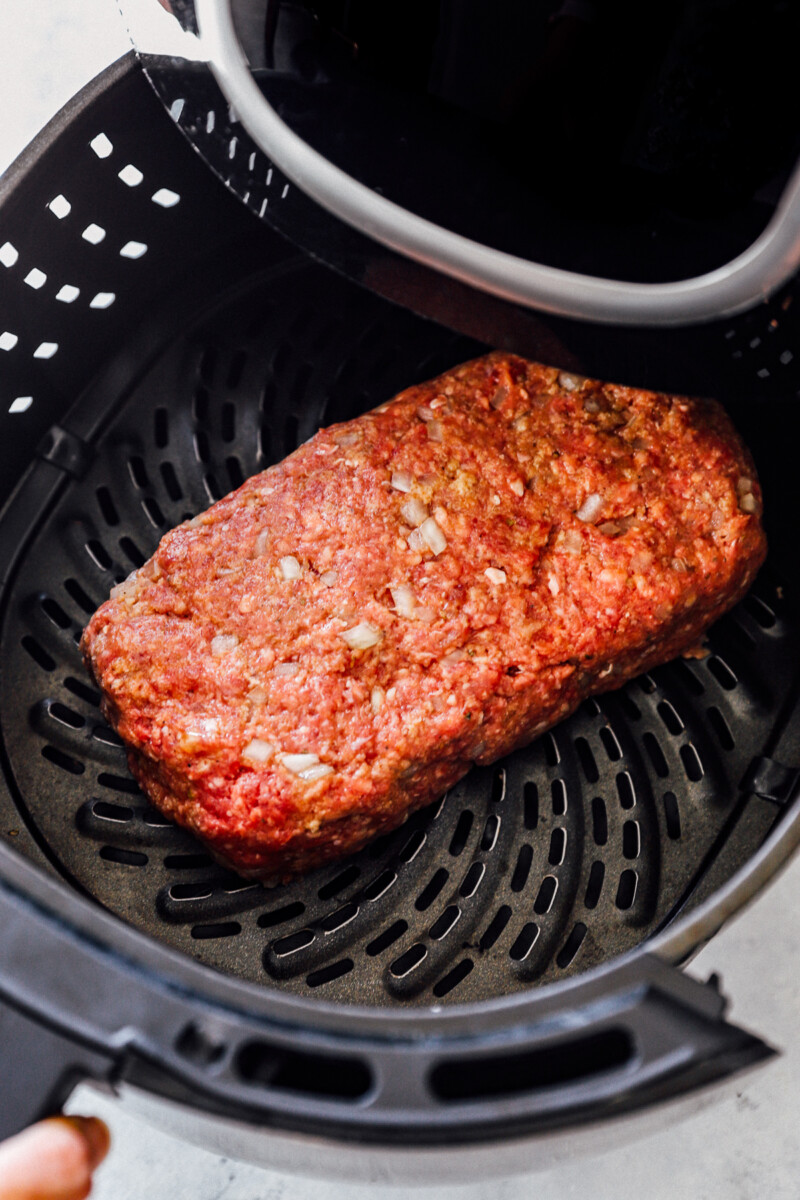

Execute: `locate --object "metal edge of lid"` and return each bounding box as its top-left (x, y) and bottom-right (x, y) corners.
top-left (194, 0), bottom-right (800, 330)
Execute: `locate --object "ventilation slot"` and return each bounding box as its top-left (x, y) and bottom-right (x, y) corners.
top-left (510, 844), bottom-right (533, 893)
top-left (584, 861), bottom-right (605, 909)
top-left (389, 943), bottom-right (427, 977)
top-left (257, 902), bottom-right (305, 928)
top-left (415, 868), bottom-right (449, 912)
top-left (432, 959), bottom-right (473, 998)
top-left (575, 737), bottom-right (599, 782)
top-left (523, 782), bottom-right (539, 829)
top-left (191, 922), bottom-right (241, 940)
top-left (235, 1041), bottom-right (372, 1100)
top-left (615, 869), bottom-right (638, 910)
top-left (41, 746), bottom-right (84, 775)
top-left (642, 732), bottom-right (669, 778)
top-left (551, 779), bottom-right (567, 816)
top-left (509, 923), bottom-right (540, 961)
top-left (591, 796), bottom-right (608, 845)
top-left (429, 906), bottom-right (461, 940)
top-left (459, 861), bottom-right (485, 899)
top-left (366, 920), bottom-right (408, 956)
top-left (448, 809), bottom-right (473, 856)
top-left (306, 959), bottom-right (353, 988)
top-left (429, 1030), bottom-right (632, 1102)
top-left (100, 846), bottom-right (147, 867)
top-left (533, 875), bottom-right (558, 914)
top-left (556, 922), bottom-right (587, 969)
top-left (663, 792), bottom-right (681, 840)
top-left (479, 905), bottom-right (512, 951)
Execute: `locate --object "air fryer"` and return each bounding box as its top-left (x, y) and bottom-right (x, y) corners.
top-left (1, 0), bottom-right (800, 1183)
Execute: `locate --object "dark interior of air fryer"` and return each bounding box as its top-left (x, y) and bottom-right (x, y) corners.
top-left (1, 57), bottom-right (799, 1011)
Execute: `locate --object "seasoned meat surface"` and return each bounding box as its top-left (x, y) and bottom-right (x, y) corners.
top-left (81, 354), bottom-right (766, 880)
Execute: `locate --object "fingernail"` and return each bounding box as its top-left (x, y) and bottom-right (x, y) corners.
top-left (62, 1116), bottom-right (111, 1169)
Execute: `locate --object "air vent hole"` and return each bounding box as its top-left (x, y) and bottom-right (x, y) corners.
top-left (615, 869), bottom-right (638, 910)
top-left (663, 791), bottom-right (682, 839)
top-left (523, 781), bottom-right (539, 830)
top-left (533, 875), bottom-right (558, 914)
top-left (100, 846), bottom-right (146, 867)
top-left (509, 923), bottom-right (540, 961)
top-left (448, 809), bottom-right (474, 856)
top-left (415, 868), bottom-right (449, 912)
top-left (480, 905), bottom-right (512, 951)
top-left (306, 959), bottom-right (354, 988)
top-left (366, 920), bottom-right (408, 956)
top-left (257, 901), bottom-right (306, 928)
top-left (432, 959), bottom-right (473, 997)
top-left (510, 843), bottom-right (533, 893)
top-left (591, 796), bottom-right (608, 845)
top-left (318, 864), bottom-right (360, 900)
top-left (389, 943), bottom-right (427, 977)
top-left (556, 922), bottom-right (587, 969)
top-left (584, 860), bottom-right (605, 909)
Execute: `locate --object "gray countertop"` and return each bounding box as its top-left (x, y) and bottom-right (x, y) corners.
top-left (1, 3), bottom-right (799, 1196)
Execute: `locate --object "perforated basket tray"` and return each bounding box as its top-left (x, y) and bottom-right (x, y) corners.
top-left (1, 54), bottom-right (799, 1010)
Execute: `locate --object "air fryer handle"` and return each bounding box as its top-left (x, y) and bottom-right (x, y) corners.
top-left (388, 961), bottom-right (778, 1139)
top-left (0, 995), bottom-right (117, 1142)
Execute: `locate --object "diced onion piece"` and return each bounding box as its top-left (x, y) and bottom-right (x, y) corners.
top-left (371, 686), bottom-right (385, 713)
top-left (559, 371), bottom-right (586, 391)
top-left (417, 405), bottom-right (435, 422)
top-left (319, 569), bottom-right (338, 587)
top-left (248, 686), bottom-right (267, 704)
top-left (407, 527), bottom-right (426, 552)
top-left (583, 397), bottom-right (601, 413)
top-left (576, 493), bottom-right (603, 523)
top-left (334, 430), bottom-right (359, 447)
top-left (548, 573), bottom-right (560, 595)
top-left (510, 478), bottom-right (524, 497)
top-left (279, 555), bottom-right (302, 580)
top-left (443, 649), bottom-right (466, 664)
top-left (401, 496), bottom-right (428, 527)
top-left (490, 384), bottom-right (509, 409)
top-left (739, 492), bottom-right (758, 514)
top-left (281, 752), bottom-right (320, 774)
top-left (391, 469), bottom-right (413, 493)
top-left (598, 521), bottom-right (622, 537)
top-left (415, 606), bottom-right (436, 623)
top-left (736, 476), bottom-right (753, 495)
top-left (242, 738), bottom-right (274, 763)
top-left (211, 634), bottom-right (239, 656)
top-left (420, 516), bottom-right (447, 556)
top-left (485, 567), bottom-right (507, 584)
top-left (274, 661), bottom-right (300, 677)
top-left (254, 529), bottom-right (270, 556)
top-left (426, 420), bottom-right (444, 442)
top-left (390, 583), bottom-right (417, 618)
top-left (298, 763), bottom-right (334, 781)
top-left (341, 620), bottom-right (382, 650)
top-left (561, 529), bottom-right (583, 555)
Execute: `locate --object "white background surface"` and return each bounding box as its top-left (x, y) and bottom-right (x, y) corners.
top-left (1, 3), bottom-right (799, 1197)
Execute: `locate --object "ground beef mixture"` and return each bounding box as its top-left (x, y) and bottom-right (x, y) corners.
top-left (81, 353), bottom-right (766, 880)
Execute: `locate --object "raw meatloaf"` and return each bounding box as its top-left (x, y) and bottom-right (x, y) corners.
top-left (81, 353), bottom-right (766, 881)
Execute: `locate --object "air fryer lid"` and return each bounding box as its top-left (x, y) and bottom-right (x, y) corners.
top-left (123, 0), bottom-right (800, 326)
top-left (1, 56), bottom-right (800, 1150)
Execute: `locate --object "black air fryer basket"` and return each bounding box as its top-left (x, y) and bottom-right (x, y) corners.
top-left (2, 52), bottom-right (800, 1175)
